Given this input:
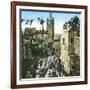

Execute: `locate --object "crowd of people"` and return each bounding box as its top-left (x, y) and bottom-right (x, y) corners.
top-left (24, 39), bottom-right (62, 78)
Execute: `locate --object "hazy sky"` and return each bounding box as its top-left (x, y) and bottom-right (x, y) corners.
top-left (21, 10), bottom-right (80, 34)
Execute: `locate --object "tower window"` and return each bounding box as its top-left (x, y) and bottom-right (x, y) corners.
top-left (71, 38), bottom-right (74, 44)
top-left (63, 38), bottom-right (65, 45)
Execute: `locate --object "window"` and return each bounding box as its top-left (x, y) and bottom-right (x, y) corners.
top-left (71, 38), bottom-right (73, 44)
top-left (63, 38), bottom-right (65, 44)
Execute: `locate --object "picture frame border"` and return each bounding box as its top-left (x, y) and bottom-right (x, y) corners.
top-left (11, 1), bottom-right (88, 89)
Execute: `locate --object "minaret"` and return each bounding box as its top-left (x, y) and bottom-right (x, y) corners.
top-left (47, 12), bottom-right (54, 40)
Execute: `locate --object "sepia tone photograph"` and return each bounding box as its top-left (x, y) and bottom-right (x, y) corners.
top-left (20, 10), bottom-right (80, 79)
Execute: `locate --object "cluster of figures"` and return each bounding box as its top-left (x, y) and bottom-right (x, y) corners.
top-left (23, 34), bottom-right (64, 78)
top-left (36, 54), bottom-right (61, 78)
top-left (25, 44), bottom-right (62, 78)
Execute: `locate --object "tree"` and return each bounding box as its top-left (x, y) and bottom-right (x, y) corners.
top-left (37, 17), bottom-right (45, 37)
top-left (63, 16), bottom-right (80, 31)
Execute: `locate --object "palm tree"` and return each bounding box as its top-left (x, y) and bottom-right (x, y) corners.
top-left (25, 19), bottom-right (34, 25)
top-left (30, 19), bottom-right (34, 25)
top-left (37, 17), bottom-right (45, 37)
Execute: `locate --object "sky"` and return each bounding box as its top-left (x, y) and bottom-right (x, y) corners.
top-left (21, 10), bottom-right (80, 34)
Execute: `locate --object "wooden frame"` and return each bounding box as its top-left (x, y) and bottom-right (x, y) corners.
top-left (11, 1), bottom-right (88, 89)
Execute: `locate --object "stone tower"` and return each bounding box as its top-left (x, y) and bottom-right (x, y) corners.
top-left (60, 28), bottom-right (74, 74)
top-left (47, 12), bottom-right (54, 40)
top-left (60, 26), bottom-right (80, 76)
